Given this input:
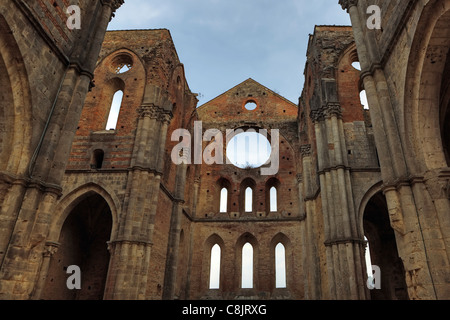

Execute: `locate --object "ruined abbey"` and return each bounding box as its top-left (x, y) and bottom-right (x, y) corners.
top-left (0, 0), bottom-right (449, 300)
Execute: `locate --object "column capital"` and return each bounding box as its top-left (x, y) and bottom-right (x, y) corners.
top-left (324, 103), bottom-right (342, 119)
top-left (339, 0), bottom-right (358, 12)
top-left (159, 112), bottom-right (173, 125)
top-left (43, 241), bottom-right (60, 257)
top-left (301, 144), bottom-right (312, 157)
top-left (100, 0), bottom-right (124, 12)
top-left (310, 110), bottom-right (324, 123)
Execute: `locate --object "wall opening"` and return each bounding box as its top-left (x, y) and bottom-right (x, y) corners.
top-left (92, 149), bottom-right (105, 169)
top-left (363, 192), bottom-right (409, 300)
top-left (241, 242), bottom-right (254, 289)
top-left (106, 90), bottom-right (124, 130)
top-left (352, 61), bottom-right (361, 71)
top-left (217, 178), bottom-right (231, 213)
top-left (111, 53), bottom-right (133, 74)
top-left (245, 187), bottom-right (253, 212)
top-left (209, 244), bottom-right (221, 289)
top-left (42, 193), bottom-right (112, 300)
top-left (270, 186), bottom-right (277, 212)
top-left (275, 243), bottom-right (287, 288)
top-left (226, 131), bottom-right (271, 169)
top-left (360, 90), bottom-right (369, 110)
top-left (220, 188), bottom-right (228, 213)
top-left (244, 101), bottom-right (258, 111)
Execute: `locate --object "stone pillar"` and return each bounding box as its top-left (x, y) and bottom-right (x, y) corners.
top-left (313, 103), bottom-right (366, 300)
top-left (31, 241), bottom-right (60, 300)
top-left (301, 145), bottom-right (321, 299)
top-left (104, 103), bottom-right (173, 300)
top-left (163, 164), bottom-right (187, 299)
top-left (339, 0), bottom-right (441, 299)
top-left (0, 0), bottom-right (123, 300)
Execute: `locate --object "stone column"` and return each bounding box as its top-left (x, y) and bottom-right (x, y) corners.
top-left (339, 0), bottom-right (439, 299)
top-left (301, 144), bottom-right (321, 299)
top-left (163, 163), bottom-right (187, 299)
top-left (105, 104), bottom-right (173, 300)
top-left (31, 241), bottom-right (60, 300)
top-left (313, 102), bottom-right (366, 299)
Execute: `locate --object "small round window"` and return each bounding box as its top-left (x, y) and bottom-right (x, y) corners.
top-left (244, 101), bottom-right (258, 111)
top-left (111, 54), bottom-right (133, 74)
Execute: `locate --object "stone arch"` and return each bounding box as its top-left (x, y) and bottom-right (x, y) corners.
top-left (216, 177), bottom-right (232, 213)
top-left (48, 183), bottom-right (120, 242)
top-left (80, 48), bottom-right (146, 134)
top-left (336, 41), bottom-right (366, 121)
top-left (0, 14), bottom-right (32, 176)
top-left (42, 186), bottom-right (117, 300)
top-left (361, 189), bottom-right (409, 300)
top-left (202, 234), bottom-right (225, 292)
top-left (265, 177), bottom-right (281, 214)
top-left (404, 0), bottom-right (450, 172)
top-left (269, 233), bottom-right (292, 292)
top-left (239, 178), bottom-right (256, 214)
top-left (357, 181), bottom-right (384, 236)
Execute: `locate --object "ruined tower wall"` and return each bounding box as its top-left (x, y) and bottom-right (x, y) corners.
top-left (340, 0), bottom-right (450, 299)
top-left (0, 0), bottom-right (123, 299)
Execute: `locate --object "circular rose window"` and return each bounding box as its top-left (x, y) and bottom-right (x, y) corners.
top-left (226, 131), bottom-right (271, 169)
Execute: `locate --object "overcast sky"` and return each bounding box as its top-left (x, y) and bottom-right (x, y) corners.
top-left (107, 0), bottom-right (351, 106)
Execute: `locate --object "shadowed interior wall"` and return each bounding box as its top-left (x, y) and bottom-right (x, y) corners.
top-left (42, 194), bottom-right (112, 300)
top-left (363, 192), bottom-right (408, 300)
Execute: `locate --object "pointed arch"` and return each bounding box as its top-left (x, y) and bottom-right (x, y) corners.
top-left (49, 183), bottom-right (120, 243)
top-left (0, 14), bottom-right (32, 176)
top-left (265, 178), bottom-right (281, 213)
top-left (240, 178), bottom-right (256, 214)
top-left (217, 177), bottom-right (231, 213)
top-left (270, 233), bottom-right (292, 290)
top-left (236, 233), bottom-right (258, 290)
top-left (404, 1), bottom-right (450, 171)
top-left (203, 234), bottom-right (225, 291)
top-left (80, 48), bottom-right (146, 134)
top-left (42, 191), bottom-right (113, 300)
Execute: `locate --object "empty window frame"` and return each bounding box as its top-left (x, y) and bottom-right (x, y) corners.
top-left (106, 90), bottom-right (124, 130)
top-left (270, 186), bottom-right (277, 212)
top-left (241, 242), bottom-right (254, 289)
top-left (245, 187), bottom-right (253, 212)
top-left (209, 244), bottom-right (221, 289)
top-left (275, 243), bottom-right (287, 288)
top-left (220, 188), bottom-right (228, 213)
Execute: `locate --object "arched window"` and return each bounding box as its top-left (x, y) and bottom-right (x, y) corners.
top-left (265, 178), bottom-right (280, 214)
top-left (241, 243), bottom-right (253, 289)
top-left (245, 187), bottom-right (253, 212)
top-left (275, 243), bottom-right (287, 288)
top-left (360, 90), bottom-right (369, 110)
top-left (106, 90), bottom-right (124, 130)
top-left (270, 186), bottom-right (277, 212)
top-left (209, 244), bottom-right (221, 289)
top-left (220, 188), bottom-right (228, 213)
